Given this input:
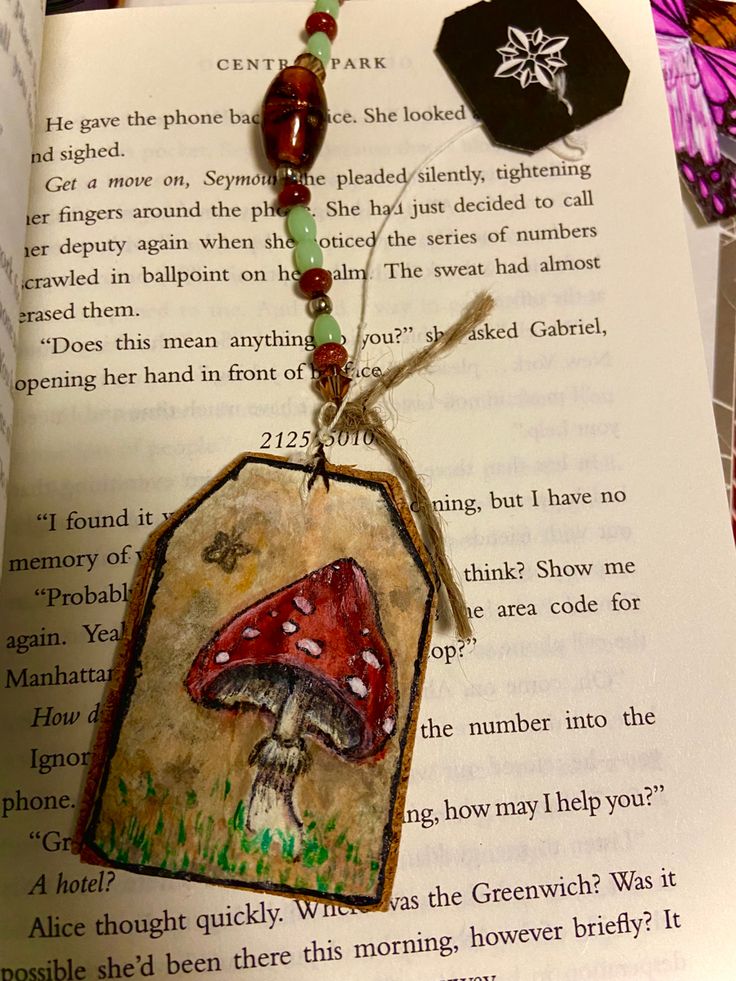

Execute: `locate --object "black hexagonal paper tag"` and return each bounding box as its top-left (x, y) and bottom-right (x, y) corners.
top-left (436, 0), bottom-right (630, 152)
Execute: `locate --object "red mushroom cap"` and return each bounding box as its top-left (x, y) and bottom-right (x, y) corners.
top-left (185, 558), bottom-right (397, 760)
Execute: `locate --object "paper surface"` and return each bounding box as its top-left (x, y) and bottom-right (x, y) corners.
top-left (0, 0), bottom-right (44, 565)
top-left (2, 1), bottom-right (736, 976)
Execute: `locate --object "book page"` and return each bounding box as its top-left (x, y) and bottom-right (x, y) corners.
top-left (2, 1), bottom-right (736, 976)
top-left (0, 0), bottom-right (44, 560)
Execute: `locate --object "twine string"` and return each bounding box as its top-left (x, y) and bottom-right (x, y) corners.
top-left (328, 120), bottom-right (484, 437)
top-left (301, 118), bottom-right (589, 637)
top-left (320, 292), bottom-right (494, 641)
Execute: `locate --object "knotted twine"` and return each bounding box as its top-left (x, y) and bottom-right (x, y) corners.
top-left (313, 291), bottom-right (494, 642)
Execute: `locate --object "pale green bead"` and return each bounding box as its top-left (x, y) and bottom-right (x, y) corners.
top-left (294, 238), bottom-right (323, 273)
top-left (312, 313), bottom-right (342, 346)
top-left (287, 205), bottom-right (316, 242)
top-left (306, 31), bottom-right (331, 65)
top-left (314, 0), bottom-right (339, 19)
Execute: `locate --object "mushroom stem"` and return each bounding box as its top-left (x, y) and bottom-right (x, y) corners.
top-left (245, 681), bottom-right (312, 855)
top-left (274, 681), bottom-right (311, 742)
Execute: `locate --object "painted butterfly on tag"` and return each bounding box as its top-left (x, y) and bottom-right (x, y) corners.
top-left (202, 527), bottom-right (252, 574)
top-left (653, 0), bottom-right (736, 220)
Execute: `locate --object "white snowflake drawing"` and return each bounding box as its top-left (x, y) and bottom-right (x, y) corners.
top-left (495, 26), bottom-right (569, 90)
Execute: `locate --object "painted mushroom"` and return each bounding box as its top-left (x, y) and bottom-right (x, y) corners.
top-left (185, 558), bottom-right (397, 853)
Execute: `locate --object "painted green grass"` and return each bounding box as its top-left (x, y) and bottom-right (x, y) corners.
top-left (98, 773), bottom-right (380, 896)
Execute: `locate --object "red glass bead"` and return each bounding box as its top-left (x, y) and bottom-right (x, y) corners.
top-left (306, 11), bottom-right (337, 42)
top-left (299, 267), bottom-right (332, 298)
top-left (313, 342), bottom-right (349, 372)
top-left (261, 66), bottom-right (327, 171)
top-left (278, 182), bottom-right (311, 208)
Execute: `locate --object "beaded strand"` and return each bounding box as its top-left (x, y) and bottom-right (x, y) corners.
top-left (261, 0), bottom-right (350, 405)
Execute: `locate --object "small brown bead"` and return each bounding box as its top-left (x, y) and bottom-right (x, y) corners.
top-left (306, 11), bottom-right (337, 42)
top-left (316, 366), bottom-right (351, 404)
top-left (294, 52), bottom-right (326, 83)
top-left (314, 342), bottom-right (349, 372)
top-left (261, 66), bottom-right (327, 170)
top-left (278, 182), bottom-right (311, 208)
top-left (299, 267), bottom-right (333, 298)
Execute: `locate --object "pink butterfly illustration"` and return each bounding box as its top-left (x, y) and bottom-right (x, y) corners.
top-left (653, 0), bottom-right (736, 220)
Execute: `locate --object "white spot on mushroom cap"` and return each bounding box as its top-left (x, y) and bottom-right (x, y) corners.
top-left (361, 649), bottom-right (381, 669)
top-left (296, 638), bottom-right (322, 658)
top-left (293, 594), bottom-right (315, 615)
top-left (360, 627), bottom-right (370, 636)
top-left (241, 626), bottom-right (260, 639)
top-left (282, 620), bottom-right (298, 634)
top-left (346, 676), bottom-right (368, 699)
top-left (269, 610), bottom-right (278, 618)
top-left (383, 717), bottom-right (395, 735)
top-left (214, 650), bottom-right (230, 664)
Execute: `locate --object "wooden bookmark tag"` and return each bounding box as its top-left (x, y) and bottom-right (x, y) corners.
top-left (75, 454), bottom-right (436, 910)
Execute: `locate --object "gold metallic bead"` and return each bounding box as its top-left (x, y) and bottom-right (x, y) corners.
top-left (294, 52), bottom-right (326, 83)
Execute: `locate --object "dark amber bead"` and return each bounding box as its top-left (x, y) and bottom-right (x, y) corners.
top-left (314, 342), bottom-right (349, 372)
top-left (306, 12), bottom-right (337, 42)
top-left (299, 267), bottom-right (332, 298)
top-left (278, 182), bottom-right (311, 208)
top-left (316, 366), bottom-right (351, 404)
top-left (261, 67), bottom-right (327, 171)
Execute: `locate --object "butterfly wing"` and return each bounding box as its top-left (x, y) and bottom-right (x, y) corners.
top-left (651, 0), bottom-right (689, 37)
top-left (657, 33), bottom-right (735, 218)
top-left (658, 34), bottom-right (720, 162)
top-left (693, 43), bottom-right (736, 125)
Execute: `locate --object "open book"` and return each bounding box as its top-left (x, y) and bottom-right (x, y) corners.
top-left (3, 0), bottom-right (736, 976)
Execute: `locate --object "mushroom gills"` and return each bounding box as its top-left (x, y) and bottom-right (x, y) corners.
top-left (304, 684), bottom-right (362, 753)
top-left (211, 666), bottom-right (289, 718)
top-left (205, 664), bottom-right (363, 754)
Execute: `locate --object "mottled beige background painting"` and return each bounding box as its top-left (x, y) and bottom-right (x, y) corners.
top-left (81, 456), bottom-right (434, 906)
